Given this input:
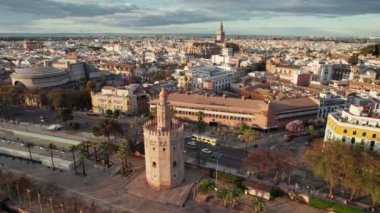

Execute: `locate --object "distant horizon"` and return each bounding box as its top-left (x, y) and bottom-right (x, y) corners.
top-left (0, 1), bottom-right (380, 37)
top-left (0, 32), bottom-right (379, 40)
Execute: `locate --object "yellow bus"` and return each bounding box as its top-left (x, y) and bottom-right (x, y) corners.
top-left (191, 134), bottom-right (218, 146)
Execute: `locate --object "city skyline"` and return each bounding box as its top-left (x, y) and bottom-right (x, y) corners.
top-left (0, 0), bottom-right (380, 37)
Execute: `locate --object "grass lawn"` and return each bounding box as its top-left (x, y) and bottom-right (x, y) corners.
top-left (309, 197), bottom-right (365, 213)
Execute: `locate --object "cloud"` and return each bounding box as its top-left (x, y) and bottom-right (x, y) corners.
top-left (167, 0), bottom-right (380, 16)
top-left (0, 0), bottom-right (137, 18)
top-left (0, 0), bottom-right (380, 35)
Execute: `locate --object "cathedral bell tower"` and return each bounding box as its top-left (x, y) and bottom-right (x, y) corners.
top-left (216, 20), bottom-right (225, 43)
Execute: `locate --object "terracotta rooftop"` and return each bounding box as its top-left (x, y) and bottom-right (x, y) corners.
top-left (269, 97), bottom-right (320, 113)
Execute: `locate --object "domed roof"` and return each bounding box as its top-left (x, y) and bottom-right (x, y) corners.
top-left (14, 66), bottom-right (64, 75)
top-left (12, 66), bottom-right (67, 78)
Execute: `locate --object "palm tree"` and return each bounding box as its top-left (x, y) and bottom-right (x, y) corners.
top-left (196, 111), bottom-right (206, 133)
top-left (84, 141), bottom-right (91, 157)
top-left (131, 117), bottom-right (143, 144)
top-left (217, 186), bottom-right (232, 207)
top-left (48, 143), bottom-right (57, 170)
top-left (93, 119), bottom-right (123, 144)
top-left (251, 197), bottom-right (265, 213)
top-left (239, 129), bottom-right (259, 157)
top-left (100, 141), bottom-right (111, 167)
top-left (197, 179), bottom-right (215, 198)
top-left (68, 145), bottom-right (78, 175)
top-left (91, 140), bottom-right (99, 162)
top-left (26, 143), bottom-right (34, 162)
top-left (116, 140), bottom-right (131, 175)
top-left (231, 185), bottom-right (244, 209)
top-left (196, 111), bottom-right (205, 121)
top-left (79, 144), bottom-right (87, 176)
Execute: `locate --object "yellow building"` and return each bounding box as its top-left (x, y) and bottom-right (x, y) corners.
top-left (91, 84), bottom-right (148, 115)
top-left (324, 104), bottom-right (380, 151)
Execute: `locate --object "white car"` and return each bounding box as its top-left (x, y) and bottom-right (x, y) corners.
top-left (187, 141), bottom-right (197, 146)
top-left (201, 148), bottom-right (212, 154)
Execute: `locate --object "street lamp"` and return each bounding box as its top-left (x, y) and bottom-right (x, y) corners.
top-left (26, 188), bottom-right (32, 211)
top-left (215, 153), bottom-right (223, 190)
top-left (38, 193), bottom-right (43, 213)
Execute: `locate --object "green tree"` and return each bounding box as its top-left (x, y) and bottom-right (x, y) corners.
top-left (251, 197), bottom-right (265, 213)
top-left (113, 109), bottom-right (121, 118)
top-left (93, 119), bottom-right (123, 144)
top-left (56, 108), bottom-right (74, 127)
top-left (100, 141), bottom-right (112, 167)
top-left (105, 109), bottom-right (113, 117)
top-left (85, 80), bottom-right (96, 91)
top-left (239, 123), bottom-right (249, 133)
top-left (116, 140), bottom-right (131, 175)
top-left (341, 148), bottom-right (363, 202)
top-left (25, 143), bottom-right (34, 162)
top-left (146, 112), bottom-right (154, 121)
top-left (361, 44), bottom-right (380, 57)
top-left (68, 145), bottom-right (78, 175)
top-left (91, 140), bottom-right (100, 162)
top-left (48, 143), bottom-right (57, 170)
top-left (79, 144), bottom-right (87, 176)
top-left (231, 185), bottom-right (244, 209)
top-left (348, 53), bottom-right (359, 65)
top-left (131, 117), bottom-right (143, 144)
top-left (361, 152), bottom-right (380, 207)
top-left (47, 88), bottom-right (65, 109)
top-left (217, 186), bottom-right (232, 207)
top-left (238, 129), bottom-right (259, 157)
top-left (197, 179), bottom-right (215, 197)
top-left (302, 140), bottom-right (351, 198)
top-left (196, 111), bottom-right (206, 133)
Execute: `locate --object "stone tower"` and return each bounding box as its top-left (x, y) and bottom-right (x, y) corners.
top-left (143, 88), bottom-right (185, 190)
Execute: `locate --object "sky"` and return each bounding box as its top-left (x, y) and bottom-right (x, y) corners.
top-left (0, 0), bottom-right (380, 37)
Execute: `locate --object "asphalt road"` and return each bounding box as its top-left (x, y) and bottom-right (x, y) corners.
top-left (184, 137), bottom-right (244, 169)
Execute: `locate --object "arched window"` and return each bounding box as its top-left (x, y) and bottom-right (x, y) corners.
top-left (152, 161), bottom-right (157, 168)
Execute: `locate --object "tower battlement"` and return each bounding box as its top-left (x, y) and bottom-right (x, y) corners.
top-left (143, 88), bottom-right (185, 190)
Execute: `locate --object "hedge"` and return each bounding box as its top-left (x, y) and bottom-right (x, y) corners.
top-left (309, 197), bottom-right (365, 213)
top-left (209, 169), bottom-right (245, 184)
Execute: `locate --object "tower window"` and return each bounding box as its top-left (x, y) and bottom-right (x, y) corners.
top-left (152, 161), bottom-right (156, 168)
top-left (173, 146), bottom-right (176, 150)
top-left (173, 161), bottom-right (177, 167)
top-left (153, 147), bottom-right (155, 151)
top-left (163, 148), bottom-right (166, 152)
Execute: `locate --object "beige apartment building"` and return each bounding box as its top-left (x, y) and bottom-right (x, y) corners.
top-left (150, 93), bottom-right (320, 130)
top-left (91, 84), bottom-right (149, 115)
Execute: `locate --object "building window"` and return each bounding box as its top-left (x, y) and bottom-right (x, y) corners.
top-left (362, 132), bottom-right (367, 137)
top-left (152, 161), bottom-right (156, 168)
top-left (173, 161), bottom-right (177, 167)
top-left (173, 146), bottom-right (176, 150)
top-left (343, 129), bottom-right (347, 134)
top-left (353, 131), bottom-right (357, 135)
top-left (163, 148), bottom-right (166, 151)
top-left (153, 147), bottom-right (155, 151)
top-left (373, 134), bottom-right (377, 139)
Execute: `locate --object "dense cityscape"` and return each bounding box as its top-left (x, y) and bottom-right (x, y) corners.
top-left (1, 1), bottom-right (380, 213)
